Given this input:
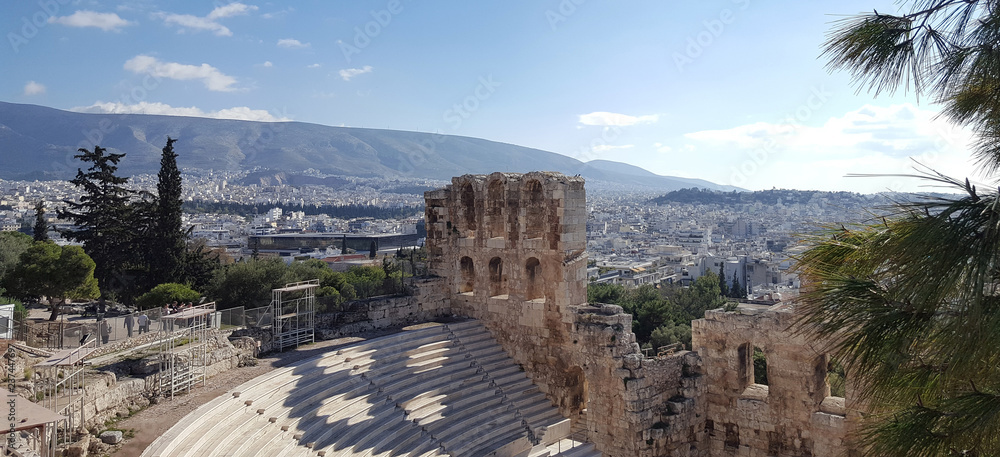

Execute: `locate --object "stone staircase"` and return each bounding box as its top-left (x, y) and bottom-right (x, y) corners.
top-left (142, 320), bottom-right (602, 457)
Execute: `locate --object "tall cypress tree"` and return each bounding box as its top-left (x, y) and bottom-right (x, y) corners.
top-left (59, 146), bottom-right (135, 296)
top-left (717, 263), bottom-right (729, 298)
top-left (151, 137), bottom-right (186, 284)
top-left (730, 275), bottom-right (742, 299)
top-left (32, 200), bottom-right (48, 242)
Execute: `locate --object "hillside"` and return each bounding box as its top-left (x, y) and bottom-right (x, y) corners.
top-left (649, 187), bottom-right (895, 207)
top-left (0, 102), bottom-right (738, 191)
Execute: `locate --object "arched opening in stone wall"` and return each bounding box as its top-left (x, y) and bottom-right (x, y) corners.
top-left (489, 257), bottom-right (505, 297)
top-left (460, 182), bottom-right (476, 236)
top-left (524, 180), bottom-right (545, 240)
top-left (825, 357), bottom-right (846, 398)
top-left (525, 257), bottom-right (542, 300)
top-left (566, 366), bottom-right (589, 424)
top-left (459, 256), bottom-right (475, 294)
top-left (487, 180), bottom-right (505, 239)
top-left (752, 346), bottom-right (769, 386)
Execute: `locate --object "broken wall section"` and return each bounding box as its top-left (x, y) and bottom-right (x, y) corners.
top-left (691, 304), bottom-right (855, 457)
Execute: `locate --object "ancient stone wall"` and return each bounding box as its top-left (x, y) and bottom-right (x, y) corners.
top-left (691, 304), bottom-right (855, 456)
top-left (315, 278), bottom-right (450, 340)
top-left (422, 172), bottom-right (861, 456)
top-left (425, 172), bottom-right (699, 456)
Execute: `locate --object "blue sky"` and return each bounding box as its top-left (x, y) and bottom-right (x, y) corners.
top-left (0, 0), bottom-right (986, 192)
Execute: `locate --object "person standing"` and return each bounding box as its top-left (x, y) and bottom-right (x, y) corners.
top-left (124, 313), bottom-right (135, 338)
top-left (138, 313), bottom-right (149, 334)
top-left (98, 318), bottom-right (110, 345)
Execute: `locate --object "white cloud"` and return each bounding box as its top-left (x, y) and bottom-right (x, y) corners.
top-left (71, 101), bottom-right (291, 122)
top-left (685, 104), bottom-right (972, 158)
top-left (157, 13), bottom-right (231, 36)
top-left (307, 63), bottom-right (321, 69)
top-left (156, 3), bottom-right (256, 36)
top-left (207, 3), bottom-right (257, 19)
top-left (261, 61), bottom-right (273, 67)
top-left (592, 144), bottom-right (634, 153)
top-left (277, 38), bottom-right (310, 48)
top-left (578, 111), bottom-right (659, 126)
top-left (23, 81), bottom-right (45, 95)
top-left (124, 55), bottom-right (238, 92)
top-left (339, 65), bottom-right (373, 81)
top-left (681, 103), bottom-right (981, 192)
top-left (261, 7), bottom-right (294, 19)
top-left (48, 11), bottom-right (133, 31)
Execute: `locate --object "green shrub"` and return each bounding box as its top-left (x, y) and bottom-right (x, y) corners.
top-left (136, 283), bottom-right (201, 310)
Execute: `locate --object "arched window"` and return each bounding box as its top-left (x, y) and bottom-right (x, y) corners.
top-left (487, 180), bottom-right (505, 238)
top-left (460, 182), bottom-right (476, 235)
top-left (525, 257), bottom-right (542, 300)
top-left (459, 257), bottom-right (475, 294)
top-left (489, 257), bottom-right (505, 297)
top-left (524, 180), bottom-right (544, 240)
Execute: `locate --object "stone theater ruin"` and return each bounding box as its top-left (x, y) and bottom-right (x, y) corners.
top-left (146, 172), bottom-right (856, 457)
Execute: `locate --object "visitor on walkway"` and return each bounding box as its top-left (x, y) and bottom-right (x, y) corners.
top-left (124, 313), bottom-right (135, 338)
top-left (138, 313), bottom-right (149, 334)
top-left (98, 318), bottom-right (110, 345)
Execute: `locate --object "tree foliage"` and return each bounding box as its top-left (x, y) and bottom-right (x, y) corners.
top-left (32, 201), bottom-right (47, 242)
top-left (59, 146), bottom-right (136, 296)
top-left (587, 272), bottom-right (725, 349)
top-left (823, 1), bottom-right (1000, 174)
top-left (151, 137), bottom-right (186, 284)
top-left (0, 232), bottom-right (32, 282)
top-left (207, 258), bottom-right (296, 310)
top-left (135, 283), bottom-right (201, 310)
top-left (55, 140), bottom-right (218, 303)
top-left (2, 242), bottom-right (99, 320)
top-left (205, 258), bottom-right (403, 311)
top-left (798, 2), bottom-right (1000, 454)
top-left (718, 264), bottom-right (729, 298)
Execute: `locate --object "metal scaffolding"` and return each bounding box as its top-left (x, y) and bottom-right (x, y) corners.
top-left (156, 302), bottom-right (217, 398)
top-left (32, 338), bottom-right (95, 454)
top-left (272, 280), bottom-right (318, 351)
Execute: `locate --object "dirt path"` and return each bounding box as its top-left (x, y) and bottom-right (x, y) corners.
top-left (111, 335), bottom-right (371, 457)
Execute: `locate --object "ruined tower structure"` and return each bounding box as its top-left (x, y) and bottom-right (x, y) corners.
top-left (423, 172), bottom-right (855, 456)
top-left (425, 172), bottom-right (705, 456)
top-left (691, 305), bottom-right (855, 456)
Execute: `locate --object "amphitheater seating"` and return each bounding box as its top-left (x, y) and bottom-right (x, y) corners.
top-left (142, 320), bottom-right (600, 457)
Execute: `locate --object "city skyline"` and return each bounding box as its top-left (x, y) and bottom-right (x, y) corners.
top-left (1, 1), bottom-right (986, 192)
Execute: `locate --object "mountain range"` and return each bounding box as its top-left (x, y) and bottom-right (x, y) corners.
top-left (0, 102), bottom-right (738, 191)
